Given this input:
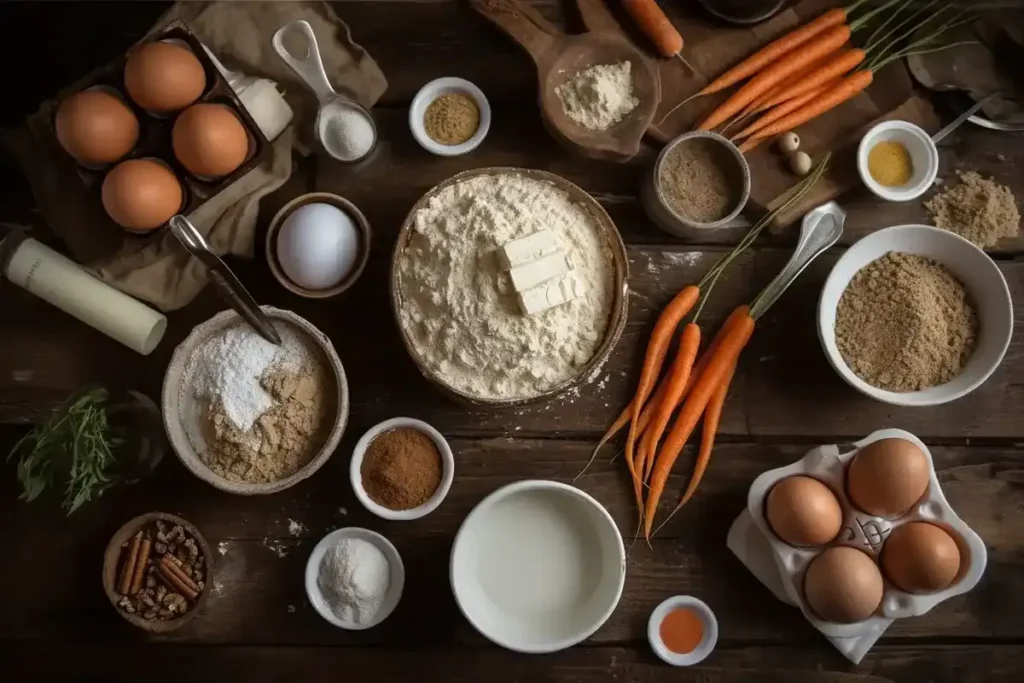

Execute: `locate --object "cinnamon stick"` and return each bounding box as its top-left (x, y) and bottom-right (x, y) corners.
top-left (129, 538), bottom-right (152, 595)
top-left (118, 532), bottom-right (142, 596)
top-left (156, 563), bottom-right (199, 602)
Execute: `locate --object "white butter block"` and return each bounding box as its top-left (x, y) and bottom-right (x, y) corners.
top-left (509, 252), bottom-right (570, 292)
top-left (518, 273), bottom-right (581, 315)
top-left (498, 230), bottom-right (560, 269)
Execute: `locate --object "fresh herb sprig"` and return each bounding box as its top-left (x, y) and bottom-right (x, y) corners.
top-left (8, 387), bottom-right (123, 514)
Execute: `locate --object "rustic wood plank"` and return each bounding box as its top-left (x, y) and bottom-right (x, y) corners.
top-left (2, 644), bottom-right (1024, 682)
top-left (3, 426), bottom-right (1021, 644)
top-left (2, 244), bottom-right (1022, 440)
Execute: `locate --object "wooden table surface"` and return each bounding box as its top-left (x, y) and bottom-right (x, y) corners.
top-left (1, 2), bottom-right (1022, 680)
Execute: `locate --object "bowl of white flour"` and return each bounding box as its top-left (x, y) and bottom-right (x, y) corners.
top-left (162, 307), bottom-right (349, 494)
top-left (391, 167), bottom-right (628, 405)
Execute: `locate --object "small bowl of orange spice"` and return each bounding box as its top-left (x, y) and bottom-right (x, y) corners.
top-left (857, 120), bottom-right (938, 202)
top-left (648, 595), bottom-right (719, 666)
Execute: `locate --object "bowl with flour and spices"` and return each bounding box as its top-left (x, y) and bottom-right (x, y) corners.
top-left (162, 307), bottom-right (349, 493)
top-left (391, 167), bottom-right (629, 405)
top-left (818, 225), bottom-right (1013, 407)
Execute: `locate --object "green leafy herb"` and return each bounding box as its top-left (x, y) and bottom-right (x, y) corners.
top-left (7, 387), bottom-right (124, 514)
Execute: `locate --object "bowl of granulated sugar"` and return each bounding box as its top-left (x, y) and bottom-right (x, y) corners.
top-left (162, 307), bottom-right (349, 494)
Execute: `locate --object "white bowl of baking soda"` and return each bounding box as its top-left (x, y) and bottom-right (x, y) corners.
top-left (306, 527), bottom-right (405, 630)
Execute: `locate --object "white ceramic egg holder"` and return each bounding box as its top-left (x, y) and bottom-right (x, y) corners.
top-left (745, 428), bottom-right (987, 639)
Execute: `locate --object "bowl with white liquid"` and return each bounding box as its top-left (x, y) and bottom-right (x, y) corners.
top-left (450, 480), bottom-right (625, 653)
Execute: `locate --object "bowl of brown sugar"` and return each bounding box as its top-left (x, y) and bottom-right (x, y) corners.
top-left (350, 417), bottom-right (455, 520)
top-left (641, 131), bottom-right (750, 239)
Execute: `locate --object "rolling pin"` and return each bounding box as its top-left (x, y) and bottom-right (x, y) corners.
top-left (622, 0), bottom-right (695, 70)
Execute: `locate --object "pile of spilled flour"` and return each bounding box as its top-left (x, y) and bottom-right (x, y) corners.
top-left (182, 322), bottom-right (333, 484)
top-left (395, 173), bottom-right (615, 401)
top-left (556, 61), bottom-right (639, 131)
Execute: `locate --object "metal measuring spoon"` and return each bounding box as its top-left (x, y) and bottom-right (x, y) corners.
top-left (933, 93), bottom-right (1004, 143)
top-left (272, 20), bottom-right (378, 162)
top-left (749, 202), bottom-right (846, 321)
top-left (169, 216), bottom-right (282, 345)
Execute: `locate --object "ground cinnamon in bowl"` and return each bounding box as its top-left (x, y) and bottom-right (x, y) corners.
top-left (657, 136), bottom-right (746, 225)
top-left (361, 428), bottom-right (443, 510)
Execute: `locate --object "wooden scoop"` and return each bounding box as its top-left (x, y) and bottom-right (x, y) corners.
top-left (469, 0), bottom-right (659, 161)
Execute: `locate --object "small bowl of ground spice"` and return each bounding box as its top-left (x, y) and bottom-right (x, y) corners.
top-left (410, 77), bottom-right (491, 157)
top-left (350, 417), bottom-right (454, 520)
top-left (641, 131), bottom-right (750, 238)
top-left (857, 120), bottom-right (938, 202)
top-left (819, 225), bottom-right (1012, 406)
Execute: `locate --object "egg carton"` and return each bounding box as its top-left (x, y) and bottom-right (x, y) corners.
top-left (37, 21), bottom-right (269, 249)
top-left (746, 427), bottom-right (987, 639)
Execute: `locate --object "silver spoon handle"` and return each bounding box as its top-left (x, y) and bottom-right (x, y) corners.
top-left (933, 93), bottom-right (999, 144)
top-left (749, 202), bottom-right (847, 320)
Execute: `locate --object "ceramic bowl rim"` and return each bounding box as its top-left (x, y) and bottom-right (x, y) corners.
top-left (409, 77), bottom-right (492, 156)
top-left (349, 417), bottom-right (455, 520)
top-left (856, 120), bottom-right (939, 202)
top-left (449, 479), bottom-right (626, 653)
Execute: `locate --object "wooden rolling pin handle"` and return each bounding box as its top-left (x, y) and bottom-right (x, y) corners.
top-left (469, 0), bottom-right (560, 64)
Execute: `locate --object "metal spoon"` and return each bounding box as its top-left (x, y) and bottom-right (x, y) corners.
top-left (932, 92), bottom-right (1002, 143)
top-left (749, 202), bottom-right (847, 320)
top-left (169, 216), bottom-right (282, 345)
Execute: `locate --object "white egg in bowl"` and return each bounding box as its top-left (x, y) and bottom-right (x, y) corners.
top-left (450, 480), bottom-right (625, 653)
top-left (266, 192), bottom-right (372, 298)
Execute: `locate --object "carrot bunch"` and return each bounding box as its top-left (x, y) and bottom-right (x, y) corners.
top-left (584, 156), bottom-right (831, 540)
top-left (661, 0), bottom-right (975, 152)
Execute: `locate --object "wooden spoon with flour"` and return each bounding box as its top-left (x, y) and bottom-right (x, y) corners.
top-left (469, 0), bottom-right (659, 161)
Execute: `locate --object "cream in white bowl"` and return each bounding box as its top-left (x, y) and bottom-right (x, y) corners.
top-left (350, 417), bottom-right (455, 521)
top-left (450, 480), bottom-right (625, 653)
top-left (857, 120), bottom-right (938, 202)
top-left (409, 77), bottom-right (491, 156)
top-left (818, 225), bottom-right (1013, 407)
top-left (305, 527), bottom-right (404, 630)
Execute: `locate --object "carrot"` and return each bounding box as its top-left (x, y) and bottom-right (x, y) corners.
top-left (697, 24), bottom-right (851, 131)
top-left (648, 357), bottom-right (738, 538)
top-left (738, 70), bottom-right (874, 152)
top-left (732, 80), bottom-right (838, 140)
top-left (623, 0), bottom-right (683, 58)
top-left (643, 309), bottom-right (755, 538)
top-left (754, 48), bottom-right (865, 112)
top-left (635, 322), bottom-right (701, 482)
top-left (697, 8), bottom-right (848, 96)
top-left (625, 285), bottom-right (700, 519)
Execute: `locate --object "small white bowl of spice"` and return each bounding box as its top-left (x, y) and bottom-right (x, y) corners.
top-left (818, 224), bottom-right (1012, 407)
top-left (641, 131), bottom-right (751, 240)
top-left (350, 417), bottom-right (455, 520)
top-left (409, 77), bottom-right (490, 156)
top-left (857, 120), bottom-right (938, 202)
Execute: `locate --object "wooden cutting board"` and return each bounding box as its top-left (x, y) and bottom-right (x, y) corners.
top-left (575, 0), bottom-right (939, 228)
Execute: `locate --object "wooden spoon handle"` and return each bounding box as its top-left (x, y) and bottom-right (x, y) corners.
top-left (469, 0), bottom-right (561, 65)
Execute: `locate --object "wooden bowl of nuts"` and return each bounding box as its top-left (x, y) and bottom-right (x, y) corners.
top-left (102, 512), bottom-right (212, 633)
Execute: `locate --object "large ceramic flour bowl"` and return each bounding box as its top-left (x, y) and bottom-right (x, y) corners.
top-left (390, 167), bottom-right (628, 408)
top-left (162, 307), bottom-right (349, 494)
top-left (450, 480), bottom-right (625, 653)
top-left (818, 225), bottom-right (1013, 406)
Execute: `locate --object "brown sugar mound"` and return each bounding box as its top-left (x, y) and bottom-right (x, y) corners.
top-left (925, 171), bottom-right (1020, 248)
top-left (834, 252), bottom-right (978, 392)
top-left (361, 428), bottom-right (443, 510)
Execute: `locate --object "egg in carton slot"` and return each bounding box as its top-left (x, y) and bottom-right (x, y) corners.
top-left (745, 427), bottom-right (987, 639)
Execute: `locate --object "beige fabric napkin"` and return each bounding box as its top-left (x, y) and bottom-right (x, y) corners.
top-left (3, 1), bottom-right (387, 311)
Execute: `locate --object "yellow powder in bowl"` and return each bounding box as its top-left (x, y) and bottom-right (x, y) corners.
top-left (868, 140), bottom-right (913, 187)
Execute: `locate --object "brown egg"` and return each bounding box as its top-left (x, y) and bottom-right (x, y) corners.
top-left (765, 476), bottom-right (843, 547)
top-left (102, 159), bottom-right (183, 232)
top-left (847, 438), bottom-right (930, 517)
top-left (55, 89), bottom-right (139, 165)
top-left (172, 103), bottom-right (249, 178)
top-left (804, 546), bottom-right (884, 623)
top-left (882, 522), bottom-right (961, 594)
top-left (124, 41), bottom-right (206, 113)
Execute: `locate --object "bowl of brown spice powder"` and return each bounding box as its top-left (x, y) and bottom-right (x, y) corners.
top-left (819, 225), bottom-right (1012, 406)
top-left (351, 417), bottom-right (454, 520)
top-left (641, 131), bottom-right (750, 239)
top-left (410, 77), bottom-right (491, 157)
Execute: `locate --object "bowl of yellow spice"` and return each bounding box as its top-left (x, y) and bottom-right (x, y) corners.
top-left (857, 120), bottom-right (938, 202)
top-left (410, 77), bottom-right (491, 156)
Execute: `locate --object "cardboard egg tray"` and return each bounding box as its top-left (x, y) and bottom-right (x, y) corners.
top-left (37, 20), bottom-right (269, 240)
top-left (746, 428), bottom-right (987, 638)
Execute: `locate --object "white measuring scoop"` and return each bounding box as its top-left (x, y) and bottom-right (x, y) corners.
top-left (272, 20), bottom-right (378, 162)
